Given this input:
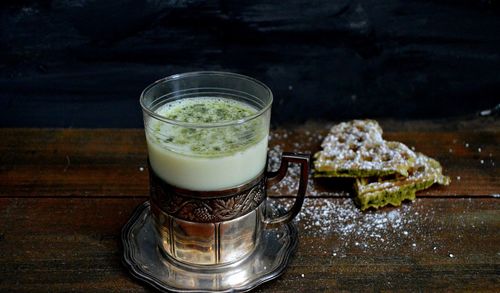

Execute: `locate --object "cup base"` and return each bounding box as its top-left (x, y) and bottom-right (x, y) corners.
top-left (156, 239), bottom-right (255, 274)
top-left (122, 201), bottom-right (298, 293)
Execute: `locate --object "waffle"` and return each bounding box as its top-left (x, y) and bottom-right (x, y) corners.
top-left (354, 153), bottom-right (450, 210)
top-left (314, 120), bottom-right (417, 178)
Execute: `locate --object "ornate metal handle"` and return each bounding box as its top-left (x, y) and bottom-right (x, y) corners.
top-left (264, 152), bottom-right (311, 227)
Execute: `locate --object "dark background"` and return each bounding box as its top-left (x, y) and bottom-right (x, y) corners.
top-left (1, 0), bottom-right (499, 128)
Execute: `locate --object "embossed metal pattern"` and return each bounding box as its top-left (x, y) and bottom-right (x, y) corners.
top-left (149, 165), bottom-right (266, 223)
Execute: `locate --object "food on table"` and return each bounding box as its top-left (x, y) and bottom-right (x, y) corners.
top-left (314, 120), bottom-right (450, 210)
top-left (354, 153), bottom-right (450, 210)
top-left (314, 120), bottom-right (416, 177)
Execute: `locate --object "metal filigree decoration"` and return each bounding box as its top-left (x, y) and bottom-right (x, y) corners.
top-left (149, 171), bottom-right (266, 223)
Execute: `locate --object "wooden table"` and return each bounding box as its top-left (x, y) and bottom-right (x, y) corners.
top-left (1, 119), bottom-right (499, 292)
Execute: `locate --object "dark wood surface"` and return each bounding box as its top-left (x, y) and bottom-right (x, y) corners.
top-left (0, 119), bottom-right (499, 292)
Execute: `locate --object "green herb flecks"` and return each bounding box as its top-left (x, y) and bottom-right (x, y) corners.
top-left (151, 97), bottom-right (267, 156)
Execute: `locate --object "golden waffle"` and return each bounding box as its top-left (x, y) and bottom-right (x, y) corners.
top-left (314, 120), bottom-right (417, 178)
top-left (354, 153), bottom-right (450, 210)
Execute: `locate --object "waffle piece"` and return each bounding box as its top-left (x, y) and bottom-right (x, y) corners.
top-left (314, 120), bottom-right (417, 178)
top-left (354, 153), bottom-right (450, 210)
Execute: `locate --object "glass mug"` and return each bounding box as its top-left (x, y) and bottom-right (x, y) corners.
top-left (140, 71), bottom-right (310, 267)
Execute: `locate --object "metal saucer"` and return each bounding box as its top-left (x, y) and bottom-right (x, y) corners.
top-left (122, 201), bottom-right (298, 293)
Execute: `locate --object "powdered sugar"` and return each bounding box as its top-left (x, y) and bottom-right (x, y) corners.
top-left (269, 197), bottom-right (420, 252)
top-left (314, 120), bottom-right (417, 177)
top-left (264, 127), bottom-right (482, 259)
top-left (267, 131), bottom-right (344, 197)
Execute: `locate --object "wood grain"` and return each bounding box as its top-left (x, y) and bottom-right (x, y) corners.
top-left (0, 126), bottom-right (498, 198)
top-left (0, 124), bottom-right (498, 292)
top-left (0, 197), bottom-right (498, 292)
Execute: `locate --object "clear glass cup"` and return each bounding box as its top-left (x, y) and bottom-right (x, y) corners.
top-left (141, 71), bottom-right (272, 191)
top-left (140, 72), bottom-right (309, 267)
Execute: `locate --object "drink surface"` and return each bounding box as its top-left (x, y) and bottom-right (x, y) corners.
top-left (146, 97), bottom-right (269, 191)
top-left (159, 97), bottom-right (256, 124)
top-left (150, 97), bottom-right (262, 157)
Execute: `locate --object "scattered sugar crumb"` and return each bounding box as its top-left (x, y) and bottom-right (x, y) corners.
top-left (301, 274), bottom-right (305, 278)
top-left (412, 243), bottom-right (416, 247)
top-left (449, 253), bottom-right (454, 258)
top-left (411, 146), bottom-right (416, 151)
top-left (465, 143), bottom-right (469, 148)
top-left (448, 148), bottom-right (453, 153)
top-left (480, 160), bottom-right (484, 164)
top-left (480, 109), bottom-right (492, 116)
top-left (139, 167), bottom-right (144, 172)
top-left (433, 247), bottom-right (437, 250)
top-left (492, 194), bottom-right (500, 198)
top-left (403, 231), bottom-right (409, 236)
top-left (332, 252), bottom-right (337, 256)
top-left (267, 142), bottom-right (343, 197)
top-left (456, 176), bottom-right (461, 180)
top-left (478, 148), bottom-right (482, 153)
top-left (269, 196), bottom-right (445, 254)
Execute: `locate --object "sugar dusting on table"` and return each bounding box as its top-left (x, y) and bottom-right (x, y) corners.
top-left (265, 129), bottom-right (489, 258)
top-left (267, 130), bottom-right (346, 197)
top-left (270, 197), bottom-right (415, 249)
top-left (268, 197), bottom-right (485, 260)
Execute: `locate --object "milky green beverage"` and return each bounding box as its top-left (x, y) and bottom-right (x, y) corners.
top-left (145, 97), bottom-right (269, 191)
